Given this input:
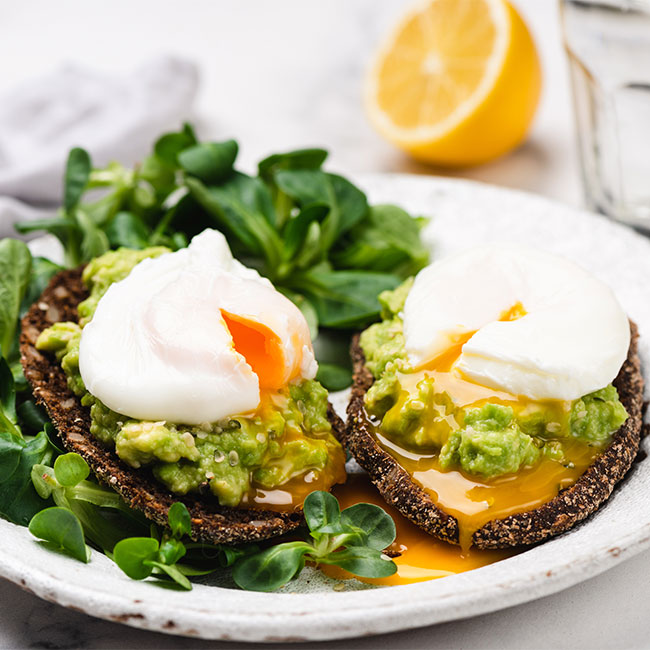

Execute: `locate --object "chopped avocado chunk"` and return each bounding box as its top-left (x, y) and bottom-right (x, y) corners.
top-left (439, 405), bottom-right (540, 477)
top-left (359, 278), bottom-right (412, 378)
top-left (379, 376), bottom-right (458, 450)
top-left (36, 246), bottom-right (345, 507)
top-left (36, 322), bottom-right (85, 396)
top-left (570, 385), bottom-right (628, 444)
top-left (360, 319), bottom-right (407, 378)
top-left (379, 277), bottom-right (413, 319)
top-left (116, 421), bottom-right (201, 468)
top-left (360, 281), bottom-right (628, 479)
top-left (78, 246), bottom-right (169, 325)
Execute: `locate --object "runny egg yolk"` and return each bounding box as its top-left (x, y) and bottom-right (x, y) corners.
top-left (500, 300), bottom-right (527, 322)
top-left (221, 311), bottom-right (288, 390)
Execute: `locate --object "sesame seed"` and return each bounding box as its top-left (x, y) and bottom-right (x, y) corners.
top-left (333, 582), bottom-right (345, 592)
top-left (182, 432), bottom-right (195, 447)
top-left (228, 450), bottom-right (239, 466)
top-left (214, 451), bottom-right (225, 463)
top-left (546, 422), bottom-right (561, 433)
top-left (256, 433), bottom-right (266, 443)
top-left (205, 471), bottom-right (215, 480)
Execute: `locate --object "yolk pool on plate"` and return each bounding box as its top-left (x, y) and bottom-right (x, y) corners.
top-left (324, 475), bottom-right (516, 586)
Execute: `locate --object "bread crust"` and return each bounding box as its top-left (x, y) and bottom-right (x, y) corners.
top-left (20, 268), bottom-right (345, 545)
top-left (344, 327), bottom-right (644, 549)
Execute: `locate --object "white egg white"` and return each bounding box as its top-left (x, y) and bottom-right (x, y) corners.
top-left (403, 244), bottom-right (630, 401)
top-left (79, 230), bottom-right (316, 424)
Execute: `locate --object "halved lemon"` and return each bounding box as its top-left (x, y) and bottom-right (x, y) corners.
top-left (365, 0), bottom-right (542, 167)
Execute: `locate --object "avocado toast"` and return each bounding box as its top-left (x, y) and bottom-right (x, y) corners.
top-left (21, 240), bottom-right (347, 546)
top-left (343, 246), bottom-right (644, 550)
top-left (345, 327), bottom-right (643, 549)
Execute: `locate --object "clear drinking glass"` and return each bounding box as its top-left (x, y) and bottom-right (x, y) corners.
top-left (561, 0), bottom-right (650, 230)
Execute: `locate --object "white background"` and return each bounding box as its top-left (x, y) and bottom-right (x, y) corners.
top-left (1, 1), bottom-right (649, 648)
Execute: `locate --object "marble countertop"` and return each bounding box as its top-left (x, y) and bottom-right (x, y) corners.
top-left (1, 1), bottom-right (649, 647)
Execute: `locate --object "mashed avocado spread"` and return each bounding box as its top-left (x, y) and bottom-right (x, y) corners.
top-left (37, 247), bottom-right (345, 508)
top-left (360, 281), bottom-right (628, 479)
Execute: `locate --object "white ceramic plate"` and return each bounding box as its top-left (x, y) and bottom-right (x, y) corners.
top-left (3, 174), bottom-right (650, 643)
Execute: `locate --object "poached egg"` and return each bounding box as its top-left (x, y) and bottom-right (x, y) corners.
top-left (403, 244), bottom-right (630, 401)
top-left (79, 230), bottom-right (317, 423)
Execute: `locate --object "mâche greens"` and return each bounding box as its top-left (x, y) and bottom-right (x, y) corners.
top-left (17, 126), bottom-right (431, 390)
top-left (360, 281), bottom-right (629, 479)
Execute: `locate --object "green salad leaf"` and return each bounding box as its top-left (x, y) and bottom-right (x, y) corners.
top-left (113, 537), bottom-right (160, 579)
top-left (303, 489), bottom-right (341, 532)
top-left (168, 501), bottom-right (192, 538)
top-left (232, 541), bottom-right (312, 592)
top-left (64, 148), bottom-right (92, 213)
top-left (0, 431), bottom-right (51, 525)
top-left (178, 140), bottom-right (238, 184)
top-left (0, 239), bottom-right (32, 361)
top-left (20, 257), bottom-right (62, 318)
top-left (0, 358), bottom-right (19, 437)
top-left (29, 506), bottom-right (89, 563)
top-left (54, 452), bottom-right (90, 487)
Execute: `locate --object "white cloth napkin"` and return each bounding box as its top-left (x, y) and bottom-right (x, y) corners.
top-left (0, 56), bottom-right (198, 238)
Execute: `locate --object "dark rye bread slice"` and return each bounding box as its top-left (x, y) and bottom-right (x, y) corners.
top-left (344, 327), bottom-right (644, 549)
top-left (20, 268), bottom-right (345, 545)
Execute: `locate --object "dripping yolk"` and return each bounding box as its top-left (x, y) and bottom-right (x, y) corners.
top-left (221, 311), bottom-right (287, 390)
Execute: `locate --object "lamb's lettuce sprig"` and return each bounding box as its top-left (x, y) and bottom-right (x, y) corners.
top-left (232, 491), bottom-right (397, 591)
top-left (113, 503), bottom-right (205, 590)
top-left (29, 452), bottom-right (148, 558)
